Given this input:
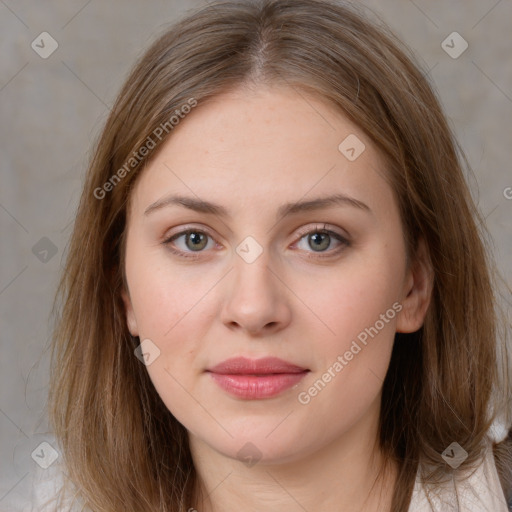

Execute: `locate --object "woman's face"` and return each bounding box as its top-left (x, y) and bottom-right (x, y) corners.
top-left (122, 86), bottom-right (426, 464)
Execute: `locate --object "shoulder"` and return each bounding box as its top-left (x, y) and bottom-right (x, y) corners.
top-left (31, 457), bottom-right (95, 512)
top-left (30, 459), bottom-right (71, 511)
top-left (409, 441), bottom-right (510, 512)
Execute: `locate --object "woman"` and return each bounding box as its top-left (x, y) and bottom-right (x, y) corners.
top-left (44, 0), bottom-right (511, 510)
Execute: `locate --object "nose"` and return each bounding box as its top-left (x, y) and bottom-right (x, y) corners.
top-left (220, 253), bottom-right (292, 336)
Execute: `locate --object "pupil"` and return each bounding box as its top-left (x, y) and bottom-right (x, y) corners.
top-left (309, 233), bottom-right (329, 251)
top-left (187, 232), bottom-right (206, 251)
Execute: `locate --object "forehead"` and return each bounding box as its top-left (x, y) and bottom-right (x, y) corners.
top-left (128, 85), bottom-right (391, 217)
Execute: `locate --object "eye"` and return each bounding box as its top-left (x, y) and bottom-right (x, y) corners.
top-left (163, 229), bottom-right (217, 258)
top-left (163, 224), bottom-right (350, 260)
top-left (293, 224), bottom-right (350, 257)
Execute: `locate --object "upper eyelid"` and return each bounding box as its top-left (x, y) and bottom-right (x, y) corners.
top-left (164, 223), bottom-right (347, 239)
top-left (164, 226), bottom-right (217, 243)
top-left (294, 223), bottom-right (348, 238)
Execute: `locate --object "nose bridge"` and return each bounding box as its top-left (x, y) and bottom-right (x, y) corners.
top-left (233, 248), bottom-right (274, 298)
top-left (220, 244), bottom-right (291, 334)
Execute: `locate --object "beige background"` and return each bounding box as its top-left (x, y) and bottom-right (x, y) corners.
top-left (1, 0), bottom-right (511, 508)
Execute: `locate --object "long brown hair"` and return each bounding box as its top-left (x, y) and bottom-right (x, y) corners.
top-left (48, 0), bottom-right (512, 510)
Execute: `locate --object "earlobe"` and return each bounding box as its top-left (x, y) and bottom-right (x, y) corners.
top-left (396, 237), bottom-right (434, 334)
top-left (121, 288), bottom-right (139, 337)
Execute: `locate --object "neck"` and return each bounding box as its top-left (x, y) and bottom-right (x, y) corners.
top-left (188, 406), bottom-right (398, 512)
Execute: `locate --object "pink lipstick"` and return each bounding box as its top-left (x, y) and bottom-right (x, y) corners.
top-left (206, 357), bottom-right (309, 399)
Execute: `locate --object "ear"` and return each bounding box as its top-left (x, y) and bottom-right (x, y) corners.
top-left (396, 236), bottom-right (434, 333)
top-left (121, 287), bottom-right (140, 337)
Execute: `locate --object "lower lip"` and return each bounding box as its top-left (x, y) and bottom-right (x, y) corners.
top-left (208, 372), bottom-right (308, 399)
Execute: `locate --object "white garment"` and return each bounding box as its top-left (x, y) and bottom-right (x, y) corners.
top-left (408, 442), bottom-right (509, 511)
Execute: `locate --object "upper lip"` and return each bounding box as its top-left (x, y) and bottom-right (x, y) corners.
top-left (207, 357), bottom-right (308, 375)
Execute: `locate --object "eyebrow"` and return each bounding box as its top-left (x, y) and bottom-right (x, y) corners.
top-left (144, 193), bottom-right (372, 219)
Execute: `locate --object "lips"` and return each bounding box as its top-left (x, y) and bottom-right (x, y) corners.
top-left (206, 357), bottom-right (309, 399)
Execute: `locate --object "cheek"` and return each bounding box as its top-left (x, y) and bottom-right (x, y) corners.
top-left (295, 257), bottom-right (401, 430)
top-left (124, 243), bottom-right (215, 396)
top-left (125, 242), bottom-right (216, 339)
top-left (127, 261), bottom-right (210, 426)
top-left (300, 240), bottom-right (405, 397)
top-left (128, 270), bottom-right (213, 391)
top-left (309, 250), bottom-right (403, 340)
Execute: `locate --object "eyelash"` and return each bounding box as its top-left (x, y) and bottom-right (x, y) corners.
top-left (162, 224), bottom-right (350, 261)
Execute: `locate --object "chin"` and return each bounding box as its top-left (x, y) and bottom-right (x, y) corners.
top-left (191, 424), bottom-right (318, 466)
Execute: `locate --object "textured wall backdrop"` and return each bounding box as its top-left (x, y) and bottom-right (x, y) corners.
top-left (1, 0), bottom-right (511, 508)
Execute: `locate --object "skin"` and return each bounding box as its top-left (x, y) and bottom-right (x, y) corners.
top-left (122, 85), bottom-right (433, 512)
